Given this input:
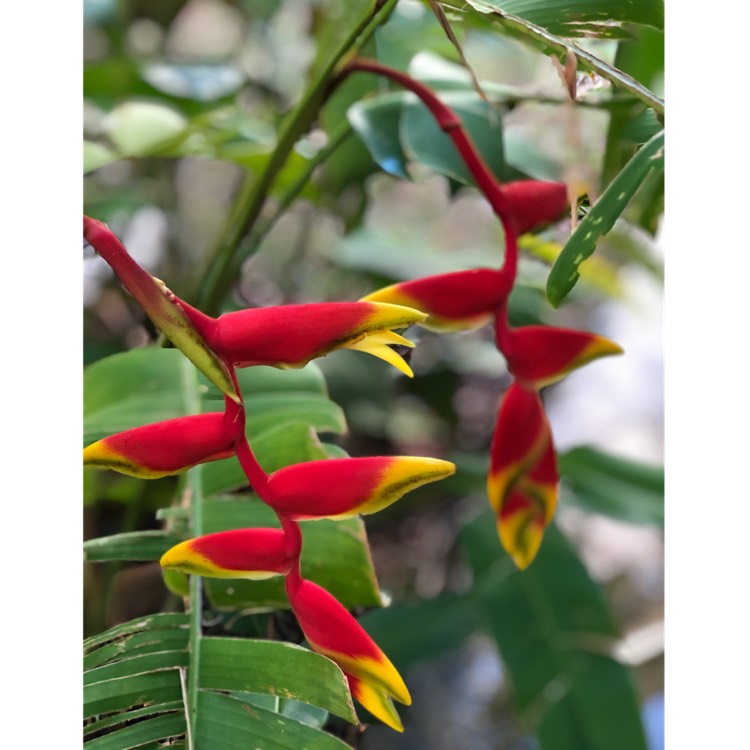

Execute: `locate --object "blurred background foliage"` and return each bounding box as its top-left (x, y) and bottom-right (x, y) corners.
top-left (84, 1), bottom-right (664, 748)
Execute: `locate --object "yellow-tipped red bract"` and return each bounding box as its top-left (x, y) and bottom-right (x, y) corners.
top-left (182, 301), bottom-right (426, 377)
top-left (503, 325), bottom-right (624, 389)
top-left (487, 382), bottom-right (558, 569)
top-left (83, 412), bottom-right (235, 479)
top-left (286, 575), bottom-right (411, 732)
top-left (83, 217), bottom-right (240, 403)
top-left (265, 456), bottom-right (455, 520)
top-left (160, 529), bottom-right (292, 579)
top-left (361, 268), bottom-right (510, 333)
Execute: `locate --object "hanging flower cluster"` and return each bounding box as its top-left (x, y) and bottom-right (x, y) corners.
top-left (83, 216), bottom-right (455, 731)
top-left (344, 59), bottom-right (623, 569)
top-left (84, 57), bottom-right (627, 735)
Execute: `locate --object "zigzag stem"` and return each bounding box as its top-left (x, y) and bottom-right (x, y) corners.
top-left (337, 58), bottom-right (518, 289)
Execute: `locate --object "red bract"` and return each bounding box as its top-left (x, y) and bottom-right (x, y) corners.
top-left (286, 574), bottom-right (411, 732)
top-left (160, 529), bottom-right (293, 579)
top-left (500, 324), bottom-right (624, 389)
top-left (181, 301), bottom-right (426, 377)
top-left (487, 382), bottom-right (558, 568)
top-left (265, 456), bottom-right (455, 520)
top-left (83, 217), bottom-right (240, 403)
top-left (83, 412), bottom-right (235, 478)
top-left (500, 180), bottom-right (569, 236)
top-left (361, 268), bottom-right (511, 333)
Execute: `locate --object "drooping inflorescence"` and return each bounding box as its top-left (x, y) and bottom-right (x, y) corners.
top-left (84, 60), bottom-right (624, 734)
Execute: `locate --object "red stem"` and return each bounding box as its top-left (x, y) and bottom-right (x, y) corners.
top-left (340, 58), bottom-right (518, 287)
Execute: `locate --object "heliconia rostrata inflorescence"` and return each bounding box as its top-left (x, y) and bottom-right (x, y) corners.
top-left (84, 58), bottom-right (622, 733)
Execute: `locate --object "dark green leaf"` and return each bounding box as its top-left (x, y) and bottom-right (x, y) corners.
top-left (202, 497), bottom-right (382, 609)
top-left (85, 651), bottom-right (189, 687)
top-left (475, 0), bottom-right (663, 35)
top-left (84, 531), bottom-right (185, 562)
top-left (84, 628), bottom-right (190, 672)
top-left (195, 691), bottom-right (352, 750)
top-left (460, 515), bottom-right (647, 749)
top-left (547, 130), bottom-right (664, 306)
top-left (559, 447), bottom-right (664, 527)
top-left (84, 701), bottom-right (184, 739)
top-left (198, 637), bottom-right (357, 722)
top-left (84, 671), bottom-right (183, 718)
top-left (360, 593), bottom-right (481, 671)
top-left (84, 613), bottom-right (190, 654)
top-left (84, 712), bottom-right (186, 749)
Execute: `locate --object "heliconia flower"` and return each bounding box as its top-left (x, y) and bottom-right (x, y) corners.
top-left (83, 412), bottom-right (235, 479)
top-left (264, 456), bottom-right (456, 520)
top-left (286, 575), bottom-right (411, 732)
top-left (83, 217), bottom-right (240, 404)
top-left (486, 382), bottom-right (551, 513)
top-left (496, 438), bottom-right (558, 570)
top-left (180, 301), bottom-right (426, 377)
top-left (159, 529), bottom-right (292, 579)
top-left (499, 180), bottom-right (569, 236)
top-left (500, 325), bottom-right (624, 390)
top-left (487, 382), bottom-right (559, 569)
top-left (360, 269), bottom-right (511, 333)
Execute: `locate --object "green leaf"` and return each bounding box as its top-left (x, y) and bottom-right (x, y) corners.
top-left (460, 515), bottom-right (647, 749)
top-left (195, 690), bottom-right (352, 750)
top-left (84, 531), bottom-right (185, 562)
top-left (348, 93), bottom-right (410, 179)
top-left (198, 637), bottom-right (357, 723)
top-left (559, 447), bottom-right (664, 527)
top-left (141, 63), bottom-right (245, 102)
top-left (103, 101), bottom-right (188, 157)
top-left (84, 671), bottom-right (183, 718)
top-left (360, 593), bottom-right (481, 671)
top-left (202, 497), bottom-right (382, 609)
top-left (547, 130), bottom-right (664, 306)
top-left (84, 349), bottom-right (189, 444)
top-left (84, 350), bottom-right (344, 447)
top-left (84, 651), bottom-right (189, 687)
top-left (401, 91), bottom-right (507, 185)
top-left (475, 0), bottom-right (663, 36)
top-left (84, 711), bottom-right (186, 749)
top-left (84, 628), bottom-right (190, 672)
top-left (84, 701), bottom-right (184, 739)
top-left (458, 1), bottom-right (664, 113)
top-left (84, 613), bottom-right (190, 654)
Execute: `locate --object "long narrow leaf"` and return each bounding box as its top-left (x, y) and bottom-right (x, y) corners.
top-left (547, 130), bottom-right (664, 306)
top-left (84, 712), bottom-right (186, 749)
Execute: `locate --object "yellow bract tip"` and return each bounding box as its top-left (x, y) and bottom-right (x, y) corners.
top-left (348, 337), bottom-right (414, 377)
top-left (352, 679), bottom-right (405, 732)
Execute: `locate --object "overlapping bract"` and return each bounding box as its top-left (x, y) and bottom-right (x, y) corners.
top-left (285, 575), bottom-right (411, 732)
top-left (85, 214), bottom-right (443, 733)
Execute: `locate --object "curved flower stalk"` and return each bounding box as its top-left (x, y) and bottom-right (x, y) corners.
top-left (83, 412), bottom-right (236, 479)
top-left (285, 569), bottom-right (411, 732)
top-left (160, 528), bottom-right (293, 579)
top-left (177, 300), bottom-right (426, 377)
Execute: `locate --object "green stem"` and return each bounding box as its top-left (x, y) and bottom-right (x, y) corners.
top-left (194, 0), bottom-right (397, 314)
top-left (181, 358), bottom-right (204, 749)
